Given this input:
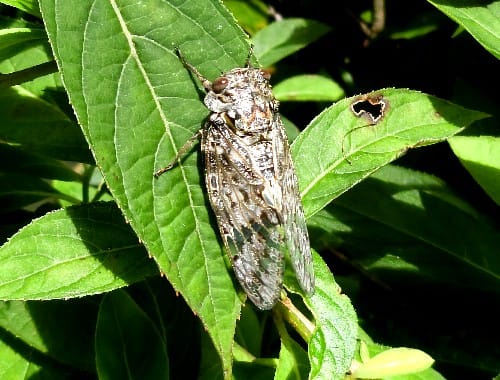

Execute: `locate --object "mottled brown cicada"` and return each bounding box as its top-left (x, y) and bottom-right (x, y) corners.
top-left (155, 49), bottom-right (314, 310)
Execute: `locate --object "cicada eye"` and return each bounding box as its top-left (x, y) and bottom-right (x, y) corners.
top-left (212, 77), bottom-right (229, 93)
top-left (260, 70), bottom-right (271, 81)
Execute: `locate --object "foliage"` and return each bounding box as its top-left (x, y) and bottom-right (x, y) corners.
top-left (0, 0), bottom-right (498, 379)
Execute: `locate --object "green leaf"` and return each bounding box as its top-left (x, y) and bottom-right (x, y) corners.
top-left (449, 135), bottom-right (500, 206)
top-left (274, 331), bottom-right (309, 380)
top-left (292, 88), bottom-right (488, 218)
top-left (389, 11), bottom-right (442, 39)
top-left (198, 328), bottom-right (225, 380)
top-left (299, 252), bottom-right (357, 380)
top-left (234, 305), bottom-right (263, 358)
top-left (223, 0), bottom-right (270, 35)
top-left (0, 87), bottom-right (90, 163)
top-left (0, 172), bottom-right (69, 212)
top-left (273, 74), bottom-right (345, 102)
top-left (253, 18), bottom-right (331, 67)
top-left (308, 165), bottom-right (500, 292)
top-left (96, 290), bottom-right (169, 380)
top-left (427, 0), bottom-right (500, 59)
top-left (0, 202), bottom-right (158, 299)
top-left (353, 347), bottom-right (434, 378)
top-left (353, 337), bottom-right (445, 380)
top-left (0, 336), bottom-right (68, 380)
top-left (39, 0), bottom-right (249, 376)
top-left (0, 27), bottom-right (47, 61)
top-left (0, 143), bottom-right (81, 182)
top-left (0, 24), bottom-right (92, 163)
top-left (0, 0), bottom-right (41, 19)
top-left (0, 299), bottom-right (97, 371)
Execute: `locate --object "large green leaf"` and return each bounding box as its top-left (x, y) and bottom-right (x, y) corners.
top-left (292, 88), bottom-right (488, 218)
top-left (308, 164), bottom-right (500, 292)
top-left (39, 0), bottom-right (249, 376)
top-left (0, 202), bottom-right (157, 299)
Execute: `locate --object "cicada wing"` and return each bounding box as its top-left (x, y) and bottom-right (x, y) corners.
top-left (275, 123), bottom-right (315, 295)
top-left (203, 125), bottom-right (285, 310)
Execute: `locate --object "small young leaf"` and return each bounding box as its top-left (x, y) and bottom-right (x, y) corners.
top-left (274, 74), bottom-right (345, 102)
top-left (353, 347), bottom-right (434, 378)
top-left (253, 18), bottom-right (331, 67)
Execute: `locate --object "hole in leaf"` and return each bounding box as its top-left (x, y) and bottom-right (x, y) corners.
top-left (350, 93), bottom-right (388, 124)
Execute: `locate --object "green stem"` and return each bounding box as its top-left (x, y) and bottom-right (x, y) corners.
top-left (274, 295), bottom-right (315, 343)
top-left (0, 61), bottom-right (59, 87)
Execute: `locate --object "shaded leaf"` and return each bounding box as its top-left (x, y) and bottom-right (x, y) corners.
top-left (0, 87), bottom-right (90, 163)
top-left (427, 0), bottom-right (500, 59)
top-left (449, 135), bottom-right (500, 205)
top-left (0, 26), bottom-right (47, 61)
top-left (0, 172), bottom-right (67, 212)
top-left (224, 0), bottom-right (270, 35)
top-left (0, 0), bottom-right (42, 19)
top-left (0, 143), bottom-right (81, 182)
top-left (274, 331), bottom-right (309, 380)
top-left (309, 165), bottom-right (500, 293)
top-left (0, 336), bottom-right (68, 379)
top-left (0, 299), bottom-right (97, 371)
top-left (96, 290), bottom-right (169, 380)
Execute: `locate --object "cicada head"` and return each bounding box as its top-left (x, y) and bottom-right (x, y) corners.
top-left (204, 68), bottom-right (278, 133)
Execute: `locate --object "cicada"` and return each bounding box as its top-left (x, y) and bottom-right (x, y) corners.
top-left (155, 49), bottom-right (314, 310)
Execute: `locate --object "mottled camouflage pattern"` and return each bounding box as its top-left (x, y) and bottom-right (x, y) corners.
top-left (159, 52), bottom-right (314, 309)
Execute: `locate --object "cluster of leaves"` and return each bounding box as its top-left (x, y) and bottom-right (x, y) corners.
top-left (0, 0), bottom-right (498, 379)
